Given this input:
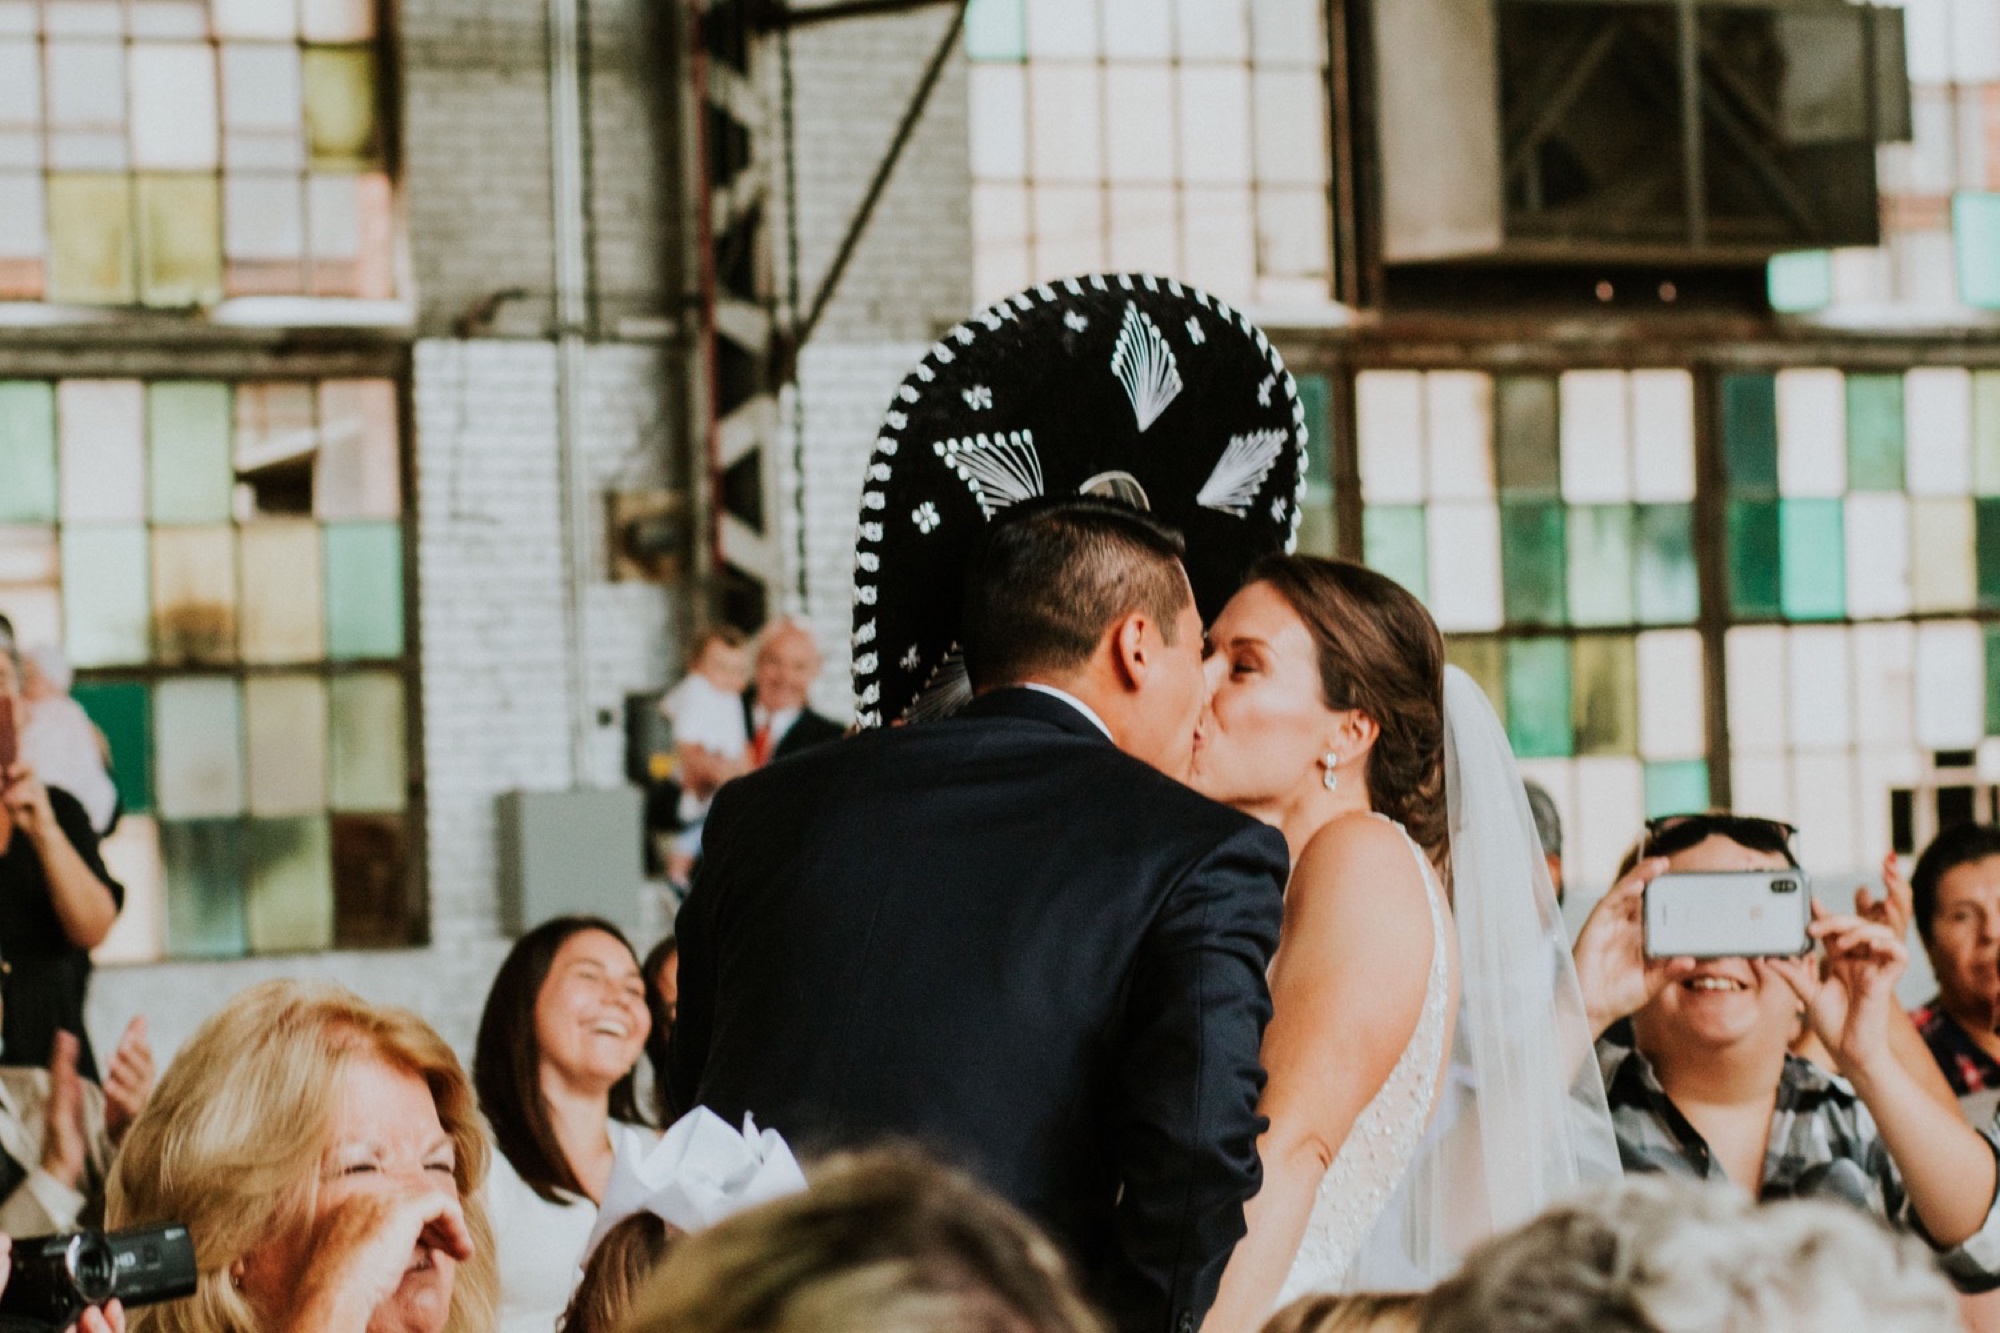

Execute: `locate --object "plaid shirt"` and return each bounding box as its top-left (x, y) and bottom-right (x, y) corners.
top-left (1912, 1001), bottom-right (2000, 1098)
top-left (1599, 1039), bottom-right (2000, 1292)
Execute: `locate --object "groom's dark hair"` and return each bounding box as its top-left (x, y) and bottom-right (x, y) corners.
top-left (962, 498), bottom-right (1190, 691)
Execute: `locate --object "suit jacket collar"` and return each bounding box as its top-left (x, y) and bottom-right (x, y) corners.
top-left (959, 686), bottom-right (1119, 747)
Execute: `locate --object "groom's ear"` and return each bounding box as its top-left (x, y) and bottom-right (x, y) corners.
top-left (1108, 613), bottom-right (1151, 692)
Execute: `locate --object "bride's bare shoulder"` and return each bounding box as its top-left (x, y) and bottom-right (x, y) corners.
top-left (1289, 813), bottom-right (1428, 908)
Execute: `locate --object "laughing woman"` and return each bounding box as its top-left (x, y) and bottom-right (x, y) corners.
top-left (474, 917), bottom-right (655, 1333)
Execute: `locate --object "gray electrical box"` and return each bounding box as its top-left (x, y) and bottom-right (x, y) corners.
top-left (496, 788), bottom-right (646, 940)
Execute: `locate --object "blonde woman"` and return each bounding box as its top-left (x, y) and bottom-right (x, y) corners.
top-left (106, 981), bottom-right (498, 1333)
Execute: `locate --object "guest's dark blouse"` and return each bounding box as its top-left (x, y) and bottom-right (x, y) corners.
top-left (0, 787), bottom-right (122, 1079)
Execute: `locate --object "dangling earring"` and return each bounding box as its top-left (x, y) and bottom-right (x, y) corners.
top-left (1322, 752), bottom-right (1340, 793)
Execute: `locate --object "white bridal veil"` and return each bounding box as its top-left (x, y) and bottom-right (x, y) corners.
top-left (1346, 665), bottom-right (1623, 1287)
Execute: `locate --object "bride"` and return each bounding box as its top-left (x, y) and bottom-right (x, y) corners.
top-left (1192, 556), bottom-right (1618, 1327)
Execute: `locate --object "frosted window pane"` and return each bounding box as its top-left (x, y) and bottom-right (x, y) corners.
top-left (1252, 70), bottom-right (1326, 187)
top-left (1852, 622), bottom-right (1916, 746)
top-left (1792, 755), bottom-right (1858, 871)
top-left (92, 815), bottom-right (163, 965)
top-left (1567, 505), bottom-right (1635, 627)
top-left (1630, 370), bottom-right (1696, 502)
top-left (211, 0), bottom-right (293, 39)
top-left (323, 521), bottom-right (403, 659)
top-left (245, 675), bottom-right (327, 816)
top-left (1424, 372), bottom-right (1492, 501)
top-left (301, 0), bottom-right (374, 42)
top-left (150, 525), bottom-right (236, 665)
top-left (1357, 372), bottom-right (1425, 503)
top-left (973, 182), bottom-right (1030, 303)
top-left (1176, 0), bottom-right (1246, 59)
top-left (1975, 372), bottom-right (2000, 496)
top-left (1844, 493), bottom-right (1913, 618)
top-left (969, 65), bottom-right (1026, 180)
top-left (1030, 185), bottom-right (1104, 282)
top-left (239, 521), bottom-right (324, 662)
top-left (1726, 626), bottom-right (1788, 752)
top-left (1497, 376), bottom-right (1559, 498)
top-left (1906, 368), bottom-right (1973, 497)
top-left (1027, 63), bottom-right (1099, 182)
top-left (221, 42), bottom-right (302, 129)
top-left (314, 381), bottom-right (400, 520)
top-left (0, 526), bottom-right (56, 583)
top-left (1911, 496), bottom-right (1976, 612)
top-left (1559, 371), bottom-right (1632, 503)
top-left (148, 382), bottom-right (233, 522)
top-left (136, 173), bottom-right (223, 307)
top-left (1024, 0), bottom-right (1093, 56)
top-left (1637, 629), bottom-right (1704, 760)
top-left (1951, 0), bottom-right (2000, 83)
top-left (1105, 187), bottom-right (1178, 279)
top-left (129, 44), bottom-right (218, 170)
top-left (224, 175), bottom-right (305, 273)
top-left (1424, 501), bottom-right (1502, 632)
top-left (1857, 748), bottom-right (1920, 864)
top-left (0, 40), bottom-right (38, 132)
top-left (1105, 65), bottom-right (1175, 183)
top-left (1573, 756), bottom-right (1644, 889)
top-left (47, 174), bottom-right (134, 301)
top-left (47, 40), bottom-right (125, 126)
top-left (245, 816), bottom-right (333, 951)
top-left (1572, 636), bottom-right (1637, 756)
top-left (1181, 186), bottom-right (1253, 303)
top-left (329, 672), bottom-right (405, 812)
top-left (1250, 0), bottom-right (1324, 65)
top-left (1776, 368), bottom-right (1847, 498)
top-left (1788, 625), bottom-right (1852, 749)
top-left (0, 584), bottom-right (59, 650)
top-left (1100, 0), bottom-right (1170, 59)
top-left (58, 381), bottom-right (144, 521)
top-left (129, 1), bottom-right (206, 39)
top-left (0, 382), bottom-right (57, 522)
top-left (155, 677), bottom-right (244, 818)
top-left (0, 172), bottom-right (45, 273)
top-left (1731, 755), bottom-right (1793, 825)
top-left (1179, 66), bottom-right (1251, 185)
top-left (1915, 621), bottom-right (1984, 749)
top-left (1253, 188), bottom-right (1328, 290)
top-left (301, 46), bottom-right (378, 169)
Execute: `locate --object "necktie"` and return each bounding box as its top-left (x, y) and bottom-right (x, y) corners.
top-left (752, 723), bottom-right (773, 767)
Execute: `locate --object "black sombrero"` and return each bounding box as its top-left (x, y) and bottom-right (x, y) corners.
top-left (851, 273), bottom-right (1309, 728)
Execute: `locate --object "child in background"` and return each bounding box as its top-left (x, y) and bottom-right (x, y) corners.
top-left (660, 628), bottom-right (752, 885)
top-left (560, 1214), bottom-right (678, 1333)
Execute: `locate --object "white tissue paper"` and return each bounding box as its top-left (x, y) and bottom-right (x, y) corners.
top-left (583, 1107), bottom-right (808, 1258)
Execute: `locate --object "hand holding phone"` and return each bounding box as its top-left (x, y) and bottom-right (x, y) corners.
top-left (1643, 870), bottom-right (1813, 960)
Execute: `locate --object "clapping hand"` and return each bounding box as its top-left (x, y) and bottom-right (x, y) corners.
top-left (102, 1018), bottom-right (154, 1147)
top-left (0, 761), bottom-right (57, 846)
top-left (1767, 904), bottom-right (1907, 1080)
top-left (39, 1032), bottom-right (88, 1190)
top-left (1571, 857), bottom-right (1698, 1037)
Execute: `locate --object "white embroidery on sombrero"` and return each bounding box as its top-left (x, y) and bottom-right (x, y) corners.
top-left (1185, 316), bottom-right (1206, 346)
top-left (912, 502), bottom-right (940, 534)
top-left (1064, 311), bottom-right (1089, 333)
top-left (963, 385), bottom-right (993, 410)
top-left (855, 652), bottom-right (877, 674)
top-left (906, 650), bottom-right (972, 723)
top-left (936, 430), bottom-right (1045, 519)
top-left (1197, 429), bottom-right (1287, 518)
top-left (1258, 375), bottom-right (1275, 407)
top-left (853, 619), bottom-right (877, 645)
top-left (1111, 303), bottom-right (1183, 433)
top-left (856, 551), bottom-right (880, 573)
top-left (900, 645), bottom-right (922, 672)
top-left (859, 522), bottom-right (883, 542)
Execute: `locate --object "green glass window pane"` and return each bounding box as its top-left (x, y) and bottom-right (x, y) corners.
top-left (1567, 505), bottom-right (1634, 627)
top-left (1768, 250), bottom-right (1833, 313)
top-left (0, 383), bottom-right (57, 523)
top-left (1572, 636), bottom-right (1638, 756)
top-left (1726, 499), bottom-right (1782, 618)
top-left (1722, 373), bottom-right (1780, 497)
top-left (1506, 638), bottom-right (1572, 759)
top-left (1975, 372), bottom-right (2000, 498)
top-left (302, 47), bottom-right (379, 168)
top-left (245, 815), bottom-right (333, 952)
top-left (162, 818), bottom-right (246, 959)
top-left (1495, 375), bottom-right (1560, 499)
top-left (1956, 193), bottom-right (2000, 310)
top-left (1363, 506), bottom-right (1428, 600)
top-left (1445, 637), bottom-right (1507, 732)
top-left (148, 382), bottom-right (233, 521)
top-left (1501, 500), bottom-right (1567, 626)
top-left (60, 524), bottom-right (150, 666)
top-left (323, 521), bottom-right (403, 659)
top-left (246, 675), bottom-right (327, 816)
top-left (155, 677), bottom-right (244, 818)
top-left (1634, 503), bottom-right (1699, 624)
top-left (47, 174), bottom-right (134, 304)
top-left (1913, 497), bottom-right (1977, 613)
top-left (1645, 760), bottom-right (1711, 818)
top-left (1778, 499), bottom-right (1845, 621)
top-left (151, 525), bottom-right (238, 665)
top-left (239, 521), bottom-right (324, 663)
top-left (331, 812), bottom-right (410, 948)
top-left (1978, 499), bottom-right (2000, 611)
top-left (964, 0), bottom-right (1025, 59)
top-left (1847, 373), bottom-right (1906, 491)
top-left (1295, 504), bottom-right (1337, 558)
top-left (1296, 373), bottom-right (1332, 491)
top-left (329, 671), bottom-right (405, 813)
top-left (71, 680), bottom-right (151, 815)
top-left (135, 174), bottom-right (222, 308)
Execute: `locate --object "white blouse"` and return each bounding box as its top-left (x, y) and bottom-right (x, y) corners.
top-left (486, 1120), bottom-right (656, 1333)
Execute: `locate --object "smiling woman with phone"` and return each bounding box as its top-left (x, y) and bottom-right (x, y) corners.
top-left (0, 643), bottom-right (122, 1079)
top-left (1571, 812), bottom-right (2000, 1292)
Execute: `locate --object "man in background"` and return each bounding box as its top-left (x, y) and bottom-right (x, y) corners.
top-left (743, 617), bottom-right (842, 766)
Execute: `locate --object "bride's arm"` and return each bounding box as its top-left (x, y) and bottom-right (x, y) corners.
top-left (1200, 818), bottom-right (1443, 1333)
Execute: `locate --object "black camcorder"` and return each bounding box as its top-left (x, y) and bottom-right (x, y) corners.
top-left (0, 1224), bottom-right (197, 1330)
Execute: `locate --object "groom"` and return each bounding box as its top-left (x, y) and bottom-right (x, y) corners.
top-left (668, 498), bottom-right (1290, 1333)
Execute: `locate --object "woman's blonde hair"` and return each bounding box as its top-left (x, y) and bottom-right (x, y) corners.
top-left (1262, 1292), bottom-right (1423, 1333)
top-left (622, 1148), bottom-right (1106, 1333)
top-left (106, 980), bottom-right (498, 1333)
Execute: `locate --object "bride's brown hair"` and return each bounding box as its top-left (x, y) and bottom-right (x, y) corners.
top-left (1250, 555), bottom-right (1448, 873)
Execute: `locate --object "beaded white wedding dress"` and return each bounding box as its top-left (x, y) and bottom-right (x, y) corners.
top-left (1274, 817), bottom-right (1452, 1305)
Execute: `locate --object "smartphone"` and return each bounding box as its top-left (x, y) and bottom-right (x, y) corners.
top-left (0, 695), bottom-right (15, 774)
top-left (1643, 870), bottom-right (1813, 959)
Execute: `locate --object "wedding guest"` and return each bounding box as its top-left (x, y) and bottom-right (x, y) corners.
top-left (743, 618), bottom-right (842, 767)
top-left (19, 646), bottom-right (117, 837)
top-left (557, 1213), bottom-right (675, 1333)
top-left (1571, 812), bottom-right (2000, 1290)
top-left (1523, 778), bottom-right (1563, 904)
top-left (1421, 1176), bottom-right (1957, 1333)
top-left (0, 1019), bottom-right (153, 1234)
top-left (641, 935), bottom-right (677, 1125)
top-left (622, 1149), bottom-right (1106, 1333)
top-left (1907, 823), bottom-right (2000, 1101)
top-left (474, 917), bottom-right (653, 1333)
top-left (1262, 1293), bottom-right (1421, 1333)
top-left (105, 980), bottom-right (496, 1333)
top-left (0, 645), bottom-right (122, 1077)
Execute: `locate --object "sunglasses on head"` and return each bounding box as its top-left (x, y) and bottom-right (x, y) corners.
top-left (1642, 812), bottom-right (1800, 867)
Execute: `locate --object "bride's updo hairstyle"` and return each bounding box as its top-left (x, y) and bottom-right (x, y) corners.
top-left (1250, 555), bottom-right (1448, 869)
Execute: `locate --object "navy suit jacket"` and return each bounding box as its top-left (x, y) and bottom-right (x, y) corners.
top-left (668, 687), bottom-right (1289, 1333)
